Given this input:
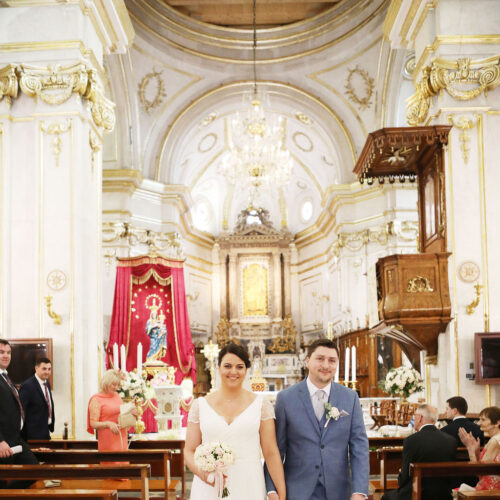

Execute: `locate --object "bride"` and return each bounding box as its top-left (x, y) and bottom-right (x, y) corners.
top-left (185, 343), bottom-right (286, 500)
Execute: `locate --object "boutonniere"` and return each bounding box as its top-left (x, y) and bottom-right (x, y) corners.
top-left (324, 402), bottom-right (349, 428)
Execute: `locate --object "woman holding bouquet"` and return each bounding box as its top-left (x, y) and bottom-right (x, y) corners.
top-left (185, 343), bottom-right (286, 499)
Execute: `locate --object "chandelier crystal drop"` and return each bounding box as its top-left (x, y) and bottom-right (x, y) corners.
top-left (219, 0), bottom-right (293, 192)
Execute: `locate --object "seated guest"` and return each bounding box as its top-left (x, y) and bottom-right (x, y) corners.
top-left (459, 406), bottom-right (500, 491)
top-left (87, 369), bottom-right (130, 452)
top-left (0, 339), bottom-right (38, 489)
top-left (441, 396), bottom-right (484, 445)
top-left (382, 404), bottom-right (457, 500)
top-left (19, 357), bottom-right (55, 440)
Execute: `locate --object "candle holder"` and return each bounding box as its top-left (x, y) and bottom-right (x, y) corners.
top-left (134, 398), bottom-right (146, 434)
top-left (350, 380), bottom-right (358, 392)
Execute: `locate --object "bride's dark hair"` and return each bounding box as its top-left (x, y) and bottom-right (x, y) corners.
top-left (218, 342), bottom-right (251, 368)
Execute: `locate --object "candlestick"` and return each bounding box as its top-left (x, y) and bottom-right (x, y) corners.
top-left (334, 361), bottom-right (339, 383)
top-left (351, 345), bottom-right (356, 382)
top-left (113, 343), bottom-right (119, 369)
top-left (120, 344), bottom-right (126, 372)
top-left (137, 342), bottom-right (143, 376)
top-left (344, 347), bottom-right (350, 383)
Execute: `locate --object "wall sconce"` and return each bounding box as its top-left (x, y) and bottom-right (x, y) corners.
top-left (44, 295), bottom-right (61, 325)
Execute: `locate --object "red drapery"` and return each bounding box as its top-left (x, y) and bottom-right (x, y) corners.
top-left (106, 256), bottom-right (196, 384)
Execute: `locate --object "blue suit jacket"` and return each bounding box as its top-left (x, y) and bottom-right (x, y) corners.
top-left (265, 380), bottom-right (369, 500)
top-left (19, 375), bottom-right (54, 440)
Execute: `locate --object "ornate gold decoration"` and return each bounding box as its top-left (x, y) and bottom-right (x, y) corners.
top-left (466, 283), bottom-right (483, 315)
top-left (83, 70), bottom-right (115, 131)
top-left (295, 111), bottom-right (312, 125)
top-left (18, 62), bottom-right (88, 105)
top-left (215, 316), bottom-right (234, 348)
top-left (407, 276), bottom-right (434, 293)
top-left (138, 68), bottom-right (166, 114)
top-left (199, 112), bottom-right (217, 127)
top-left (243, 263), bottom-right (268, 316)
top-left (197, 133), bottom-right (217, 153)
top-left (458, 261), bottom-right (480, 283)
top-left (89, 130), bottom-right (101, 173)
top-left (268, 314), bottom-right (297, 353)
top-left (47, 270), bottom-right (67, 291)
top-left (344, 65), bottom-right (374, 110)
top-left (41, 120), bottom-right (71, 167)
top-left (407, 56), bottom-right (500, 125)
top-left (450, 116), bottom-right (475, 164)
top-left (44, 294), bottom-right (62, 325)
top-left (292, 131), bottom-right (313, 152)
top-left (134, 398), bottom-right (146, 434)
top-left (0, 64), bottom-right (18, 104)
top-left (404, 54), bottom-right (416, 80)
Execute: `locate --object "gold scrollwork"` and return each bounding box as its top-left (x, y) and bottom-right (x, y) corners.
top-left (19, 62), bottom-right (88, 105)
top-left (466, 283), bottom-right (483, 315)
top-left (450, 115), bottom-right (475, 164)
top-left (268, 315), bottom-right (298, 353)
top-left (344, 65), bottom-right (374, 110)
top-left (292, 131), bottom-right (313, 152)
top-left (198, 112), bottom-right (217, 128)
top-left (215, 316), bottom-right (239, 348)
top-left (41, 120), bottom-right (71, 167)
top-left (138, 68), bottom-right (166, 114)
top-left (407, 276), bottom-right (434, 293)
top-left (407, 56), bottom-right (500, 125)
top-left (44, 294), bottom-right (62, 325)
top-left (89, 130), bottom-right (102, 173)
top-left (84, 70), bottom-right (115, 131)
top-left (0, 64), bottom-right (18, 104)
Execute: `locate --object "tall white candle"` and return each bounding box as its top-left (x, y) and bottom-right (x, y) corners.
top-left (344, 347), bottom-right (350, 383)
top-left (351, 345), bottom-right (357, 382)
top-left (137, 342), bottom-right (143, 376)
top-left (120, 344), bottom-right (126, 372)
top-left (334, 361), bottom-right (339, 382)
top-left (113, 343), bottom-right (119, 369)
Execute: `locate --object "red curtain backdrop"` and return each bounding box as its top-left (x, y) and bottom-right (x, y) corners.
top-left (106, 256), bottom-right (196, 384)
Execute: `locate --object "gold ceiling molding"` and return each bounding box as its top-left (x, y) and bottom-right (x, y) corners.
top-left (138, 68), bottom-right (166, 114)
top-left (0, 63), bottom-right (116, 131)
top-left (344, 65), bottom-right (374, 110)
top-left (406, 56), bottom-right (500, 126)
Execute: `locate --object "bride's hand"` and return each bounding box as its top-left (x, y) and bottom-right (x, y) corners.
top-left (267, 493), bottom-right (279, 500)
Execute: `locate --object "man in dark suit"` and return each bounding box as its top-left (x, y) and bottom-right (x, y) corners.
top-left (20, 357), bottom-right (55, 440)
top-left (441, 396), bottom-right (484, 487)
top-left (0, 338), bottom-right (38, 489)
top-left (382, 404), bottom-right (457, 500)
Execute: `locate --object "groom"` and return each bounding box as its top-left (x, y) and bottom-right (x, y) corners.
top-left (265, 338), bottom-right (369, 500)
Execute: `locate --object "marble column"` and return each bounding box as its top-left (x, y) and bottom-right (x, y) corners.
top-left (386, 0), bottom-right (500, 407)
top-left (272, 250), bottom-right (282, 321)
top-left (0, 2), bottom-right (132, 437)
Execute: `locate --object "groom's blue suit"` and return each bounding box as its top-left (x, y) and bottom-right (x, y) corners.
top-left (265, 379), bottom-right (369, 500)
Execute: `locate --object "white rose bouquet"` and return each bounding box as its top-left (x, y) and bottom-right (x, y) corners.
top-left (118, 370), bottom-right (148, 401)
top-left (381, 366), bottom-right (424, 399)
top-left (194, 441), bottom-right (235, 498)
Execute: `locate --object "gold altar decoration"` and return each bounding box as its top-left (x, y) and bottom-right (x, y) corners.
top-left (243, 263), bottom-right (268, 316)
top-left (250, 357), bottom-right (267, 392)
top-left (268, 314), bottom-right (297, 353)
top-left (406, 56), bottom-right (500, 125)
top-left (215, 316), bottom-right (239, 348)
top-left (134, 398), bottom-right (146, 434)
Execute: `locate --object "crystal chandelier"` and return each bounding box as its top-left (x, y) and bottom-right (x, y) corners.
top-left (219, 0), bottom-right (293, 193)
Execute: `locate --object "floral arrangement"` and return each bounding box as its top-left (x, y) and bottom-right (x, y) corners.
top-left (380, 365), bottom-right (424, 399)
top-left (194, 441), bottom-right (235, 498)
top-left (118, 370), bottom-right (148, 401)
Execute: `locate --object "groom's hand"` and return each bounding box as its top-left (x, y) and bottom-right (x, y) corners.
top-left (267, 493), bottom-right (279, 500)
top-left (350, 494), bottom-right (366, 500)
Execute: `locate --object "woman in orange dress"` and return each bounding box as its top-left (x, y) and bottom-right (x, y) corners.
top-left (87, 370), bottom-right (128, 452)
top-left (459, 406), bottom-right (500, 491)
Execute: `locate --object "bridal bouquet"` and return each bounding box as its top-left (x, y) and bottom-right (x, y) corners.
top-left (381, 366), bottom-right (424, 399)
top-left (194, 441), bottom-right (235, 498)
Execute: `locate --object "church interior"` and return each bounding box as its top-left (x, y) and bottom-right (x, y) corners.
top-left (0, 0), bottom-right (500, 497)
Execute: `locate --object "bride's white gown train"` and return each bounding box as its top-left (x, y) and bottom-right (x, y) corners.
top-left (189, 395), bottom-right (274, 500)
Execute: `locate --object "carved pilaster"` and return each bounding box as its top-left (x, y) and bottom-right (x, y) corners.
top-left (0, 64), bottom-right (18, 104)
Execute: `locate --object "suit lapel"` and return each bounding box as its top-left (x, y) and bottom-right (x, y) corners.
top-left (323, 382), bottom-right (340, 438)
top-left (298, 381), bottom-right (321, 437)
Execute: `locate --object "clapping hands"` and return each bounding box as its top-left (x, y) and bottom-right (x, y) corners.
top-left (458, 427), bottom-right (480, 452)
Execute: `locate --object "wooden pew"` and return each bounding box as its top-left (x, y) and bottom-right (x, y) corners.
top-left (458, 492), bottom-right (500, 498)
top-left (410, 462), bottom-right (500, 500)
top-left (33, 449), bottom-right (170, 499)
top-left (0, 489), bottom-right (118, 499)
top-left (0, 464), bottom-right (150, 500)
top-left (29, 438), bottom-right (186, 497)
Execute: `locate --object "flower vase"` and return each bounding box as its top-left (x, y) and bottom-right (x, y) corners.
top-left (134, 398), bottom-right (146, 434)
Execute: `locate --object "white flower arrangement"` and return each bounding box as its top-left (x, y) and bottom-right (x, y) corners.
top-left (381, 366), bottom-right (424, 399)
top-left (194, 441), bottom-right (235, 498)
top-left (118, 370), bottom-right (148, 401)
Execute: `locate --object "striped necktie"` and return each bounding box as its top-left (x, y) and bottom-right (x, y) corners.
top-left (2, 372), bottom-right (25, 422)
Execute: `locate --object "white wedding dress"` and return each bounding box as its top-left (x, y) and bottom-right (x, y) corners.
top-left (188, 395), bottom-right (274, 500)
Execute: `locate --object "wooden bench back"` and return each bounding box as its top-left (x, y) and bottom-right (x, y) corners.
top-left (0, 489), bottom-right (118, 499)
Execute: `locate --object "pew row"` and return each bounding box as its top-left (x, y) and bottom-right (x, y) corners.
top-left (29, 438), bottom-right (186, 496)
top-left (0, 464), bottom-right (150, 500)
top-left (33, 449), bottom-right (171, 499)
top-left (0, 489), bottom-right (118, 500)
top-left (410, 462), bottom-right (500, 500)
